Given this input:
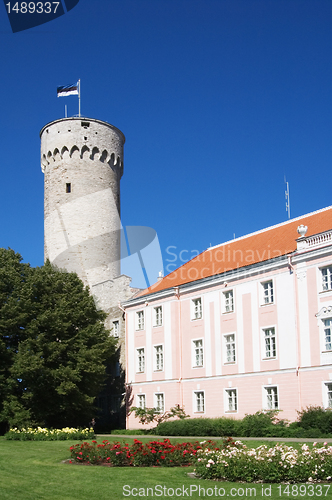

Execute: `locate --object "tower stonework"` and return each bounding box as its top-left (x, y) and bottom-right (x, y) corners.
top-left (40, 117), bottom-right (137, 428)
top-left (40, 117), bottom-right (124, 294)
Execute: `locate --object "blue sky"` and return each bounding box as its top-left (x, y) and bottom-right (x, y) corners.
top-left (0, 0), bottom-right (331, 287)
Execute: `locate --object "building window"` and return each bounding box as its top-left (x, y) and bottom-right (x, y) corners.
top-left (137, 394), bottom-right (146, 409)
top-left (193, 339), bottom-right (204, 367)
top-left (137, 348), bottom-right (145, 373)
top-left (192, 298), bottom-right (202, 320)
top-left (66, 182), bottom-right (71, 193)
top-left (224, 334), bottom-right (236, 363)
top-left (324, 383), bottom-right (332, 409)
top-left (194, 391), bottom-right (205, 412)
top-left (225, 389), bottom-right (237, 412)
top-left (154, 393), bottom-right (164, 413)
top-left (154, 345), bottom-right (164, 371)
top-left (136, 310), bottom-right (144, 330)
top-left (265, 386), bottom-right (279, 410)
top-left (322, 266), bottom-right (332, 291)
top-left (223, 290), bottom-right (234, 313)
top-left (263, 327), bottom-right (276, 358)
top-left (262, 280), bottom-right (274, 304)
top-left (324, 319), bottom-right (332, 351)
top-left (154, 306), bottom-right (163, 327)
top-left (113, 320), bottom-right (119, 338)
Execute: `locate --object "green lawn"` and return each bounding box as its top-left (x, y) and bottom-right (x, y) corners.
top-left (0, 437), bottom-right (331, 500)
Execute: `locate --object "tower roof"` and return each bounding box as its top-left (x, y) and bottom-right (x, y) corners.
top-left (139, 205), bottom-right (332, 297)
top-left (40, 117), bottom-right (125, 142)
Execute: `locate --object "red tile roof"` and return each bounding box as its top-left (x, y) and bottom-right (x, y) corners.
top-left (140, 206), bottom-right (332, 297)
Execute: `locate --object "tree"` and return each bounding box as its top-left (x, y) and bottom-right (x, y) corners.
top-left (0, 250), bottom-right (116, 429)
top-left (129, 404), bottom-right (189, 426)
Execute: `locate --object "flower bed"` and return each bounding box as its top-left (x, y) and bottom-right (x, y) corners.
top-left (195, 440), bottom-right (332, 483)
top-left (5, 427), bottom-right (94, 441)
top-left (69, 439), bottom-right (218, 466)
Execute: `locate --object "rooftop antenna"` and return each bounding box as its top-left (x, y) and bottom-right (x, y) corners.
top-left (285, 176), bottom-right (290, 219)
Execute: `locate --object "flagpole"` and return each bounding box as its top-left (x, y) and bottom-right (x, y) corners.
top-left (78, 79), bottom-right (81, 117)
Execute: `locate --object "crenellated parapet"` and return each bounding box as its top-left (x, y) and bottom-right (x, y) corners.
top-left (40, 117), bottom-right (124, 176)
top-left (41, 144), bottom-right (123, 173)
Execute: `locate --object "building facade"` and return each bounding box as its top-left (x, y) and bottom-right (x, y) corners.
top-left (124, 206), bottom-right (332, 428)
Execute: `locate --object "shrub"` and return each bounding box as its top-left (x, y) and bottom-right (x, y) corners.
top-left (144, 410), bottom-right (332, 438)
top-left (238, 411), bottom-right (288, 437)
top-left (5, 426), bottom-right (94, 441)
top-left (155, 417), bottom-right (241, 437)
top-left (297, 406), bottom-right (332, 434)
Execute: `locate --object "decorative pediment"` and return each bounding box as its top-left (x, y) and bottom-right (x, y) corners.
top-left (316, 305), bottom-right (332, 319)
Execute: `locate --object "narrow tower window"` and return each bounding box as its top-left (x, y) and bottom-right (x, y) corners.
top-left (66, 183), bottom-right (71, 193)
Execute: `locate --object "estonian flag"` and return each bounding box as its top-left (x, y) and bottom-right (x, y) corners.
top-left (57, 83), bottom-right (79, 97)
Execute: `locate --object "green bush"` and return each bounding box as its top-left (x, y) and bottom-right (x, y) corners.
top-left (155, 417), bottom-right (241, 437)
top-left (297, 406), bottom-right (332, 434)
top-left (138, 408), bottom-right (332, 438)
top-left (238, 411), bottom-right (289, 437)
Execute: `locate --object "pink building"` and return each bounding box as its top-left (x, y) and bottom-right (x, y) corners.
top-left (123, 206), bottom-right (332, 428)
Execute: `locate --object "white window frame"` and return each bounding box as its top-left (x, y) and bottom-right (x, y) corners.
top-left (137, 393), bottom-right (146, 409)
top-left (154, 344), bottom-right (164, 371)
top-left (136, 347), bottom-right (145, 373)
top-left (261, 280), bottom-right (274, 305)
top-left (224, 388), bottom-right (238, 412)
top-left (223, 333), bottom-right (236, 364)
top-left (136, 310), bottom-right (145, 331)
top-left (223, 289), bottom-right (234, 313)
top-left (323, 318), bottom-right (332, 351)
top-left (192, 338), bottom-right (204, 367)
top-left (263, 385), bottom-right (279, 410)
top-left (154, 392), bottom-right (165, 413)
top-left (321, 266), bottom-right (332, 292)
top-left (262, 327), bottom-right (277, 359)
top-left (191, 297), bottom-right (202, 320)
top-left (323, 382), bottom-right (332, 409)
top-left (153, 305), bottom-right (163, 327)
top-left (194, 390), bottom-right (205, 413)
top-left (112, 320), bottom-right (120, 338)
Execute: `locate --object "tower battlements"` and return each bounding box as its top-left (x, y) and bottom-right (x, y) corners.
top-left (40, 117), bottom-right (124, 174)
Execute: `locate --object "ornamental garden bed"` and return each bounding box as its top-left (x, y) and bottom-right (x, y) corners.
top-left (69, 437), bottom-right (332, 484)
top-left (69, 438), bottom-right (218, 467)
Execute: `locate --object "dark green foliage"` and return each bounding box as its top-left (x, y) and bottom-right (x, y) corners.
top-left (154, 410), bottom-right (332, 438)
top-left (238, 411), bottom-right (288, 437)
top-left (155, 417), bottom-right (242, 437)
top-left (296, 405), bottom-right (332, 434)
top-left (0, 249), bottom-right (116, 430)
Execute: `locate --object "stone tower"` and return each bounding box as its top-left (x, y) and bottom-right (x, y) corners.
top-left (40, 116), bottom-right (136, 428)
top-left (40, 117), bottom-right (125, 303)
